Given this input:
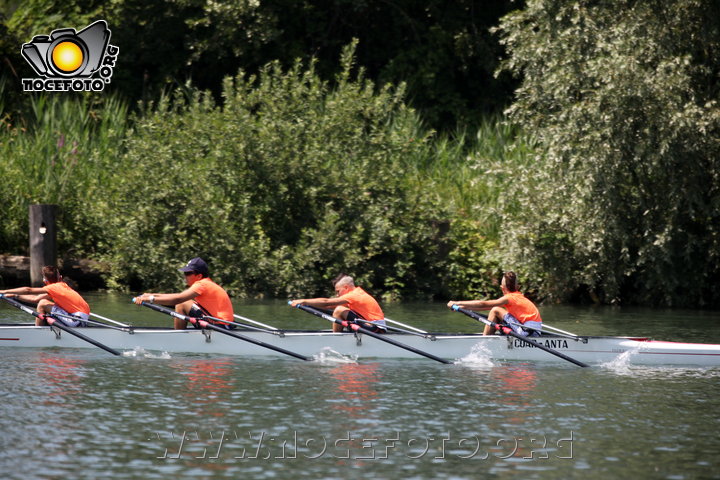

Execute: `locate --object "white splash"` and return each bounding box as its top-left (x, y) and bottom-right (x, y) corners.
top-left (122, 347), bottom-right (172, 359)
top-left (455, 342), bottom-right (495, 368)
top-left (312, 347), bottom-right (358, 364)
top-left (599, 345), bottom-right (641, 374)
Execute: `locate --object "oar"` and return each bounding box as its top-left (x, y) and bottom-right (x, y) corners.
top-left (90, 312), bottom-right (132, 328)
top-left (308, 307), bottom-right (433, 339)
top-left (468, 312), bottom-right (580, 341)
top-left (519, 323), bottom-right (580, 341)
top-left (450, 305), bottom-right (589, 368)
top-left (51, 311), bottom-right (135, 333)
top-left (180, 302), bottom-right (283, 335)
top-left (233, 313), bottom-right (280, 332)
top-left (0, 294), bottom-right (122, 356)
top-left (381, 323), bottom-right (436, 340)
top-left (291, 303), bottom-right (452, 364)
top-left (202, 314), bottom-right (285, 337)
top-left (384, 317), bottom-right (429, 334)
top-left (542, 324), bottom-right (581, 338)
top-left (134, 299), bottom-right (312, 361)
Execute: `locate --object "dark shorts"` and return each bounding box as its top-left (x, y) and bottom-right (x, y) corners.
top-left (50, 306), bottom-right (88, 327)
top-left (344, 310), bottom-right (386, 334)
top-left (188, 304), bottom-right (235, 330)
top-left (502, 313), bottom-right (541, 337)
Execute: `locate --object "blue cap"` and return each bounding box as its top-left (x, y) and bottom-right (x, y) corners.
top-left (178, 257), bottom-right (209, 276)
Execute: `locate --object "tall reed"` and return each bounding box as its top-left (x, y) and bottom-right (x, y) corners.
top-left (401, 115), bottom-right (539, 241)
top-left (0, 89), bottom-right (129, 254)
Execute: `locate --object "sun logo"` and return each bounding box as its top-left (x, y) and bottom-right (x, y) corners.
top-left (51, 41), bottom-right (85, 73)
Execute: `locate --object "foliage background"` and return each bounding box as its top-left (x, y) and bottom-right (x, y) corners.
top-left (1, 0), bottom-right (718, 307)
top-left (494, 0), bottom-right (720, 307)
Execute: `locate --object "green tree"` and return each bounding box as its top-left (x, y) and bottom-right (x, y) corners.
top-left (4, 0), bottom-right (518, 129)
top-left (495, 0), bottom-right (720, 306)
top-left (263, 0), bottom-right (518, 127)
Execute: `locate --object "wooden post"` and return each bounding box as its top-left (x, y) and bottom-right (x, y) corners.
top-left (29, 204), bottom-right (57, 287)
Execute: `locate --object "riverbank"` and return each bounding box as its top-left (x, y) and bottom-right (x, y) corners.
top-left (0, 255), bottom-right (105, 290)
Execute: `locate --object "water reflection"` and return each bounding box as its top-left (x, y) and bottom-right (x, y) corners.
top-left (327, 363), bottom-right (381, 419)
top-left (2, 347), bottom-right (719, 479)
top-left (172, 358), bottom-right (235, 417)
top-left (493, 364), bottom-right (538, 421)
top-left (35, 352), bottom-right (86, 407)
top-left (324, 362), bottom-right (383, 466)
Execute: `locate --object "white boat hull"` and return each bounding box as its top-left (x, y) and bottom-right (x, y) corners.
top-left (1, 324), bottom-right (719, 366)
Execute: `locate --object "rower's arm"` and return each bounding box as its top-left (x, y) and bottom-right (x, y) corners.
top-left (448, 297), bottom-right (508, 310)
top-left (135, 289), bottom-right (198, 306)
top-left (0, 286), bottom-right (47, 295)
top-left (290, 297), bottom-right (349, 309)
top-left (0, 287), bottom-right (50, 305)
top-left (15, 293), bottom-right (51, 304)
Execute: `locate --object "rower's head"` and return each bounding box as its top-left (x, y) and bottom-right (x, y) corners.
top-left (41, 266), bottom-right (62, 284)
top-left (179, 257), bottom-right (209, 285)
top-left (501, 271), bottom-right (519, 293)
top-left (332, 274), bottom-right (355, 296)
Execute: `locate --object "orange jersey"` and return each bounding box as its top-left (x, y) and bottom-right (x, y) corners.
top-left (504, 292), bottom-right (541, 324)
top-left (189, 278), bottom-right (234, 323)
top-left (338, 287), bottom-right (384, 321)
top-left (44, 282), bottom-right (90, 315)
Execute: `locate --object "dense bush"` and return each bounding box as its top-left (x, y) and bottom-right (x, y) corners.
top-left (95, 45), bottom-right (453, 298)
top-left (7, 0), bottom-right (715, 307)
top-left (1, 41), bottom-right (531, 300)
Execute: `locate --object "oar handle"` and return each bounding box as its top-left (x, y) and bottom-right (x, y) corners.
top-left (1, 294), bottom-right (44, 320)
top-left (132, 298), bottom-right (203, 326)
top-left (133, 298), bottom-right (224, 327)
top-left (289, 302), bottom-right (375, 331)
top-left (291, 303), bottom-right (370, 333)
top-left (133, 299), bottom-right (239, 331)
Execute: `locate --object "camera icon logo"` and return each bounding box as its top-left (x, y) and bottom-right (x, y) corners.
top-left (21, 20), bottom-right (120, 92)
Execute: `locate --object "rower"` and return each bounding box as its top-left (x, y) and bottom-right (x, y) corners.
top-left (133, 257), bottom-right (234, 330)
top-left (0, 265), bottom-right (90, 326)
top-left (290, 274), bottom-right (387, 333)
top-left (447, 271), bottom-right (542, 337)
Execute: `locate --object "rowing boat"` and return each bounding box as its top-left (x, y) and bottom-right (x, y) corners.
top-left (1, 323), bottom-right (719, 366)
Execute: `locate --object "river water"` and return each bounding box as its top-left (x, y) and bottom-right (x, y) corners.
top-left (1, 293), bottom-right (719, 479)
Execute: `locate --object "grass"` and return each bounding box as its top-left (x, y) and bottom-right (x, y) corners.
top-left (0, 83), bottom-right (129, 253)
top-left (400, 115), bottom-right (539, 241)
